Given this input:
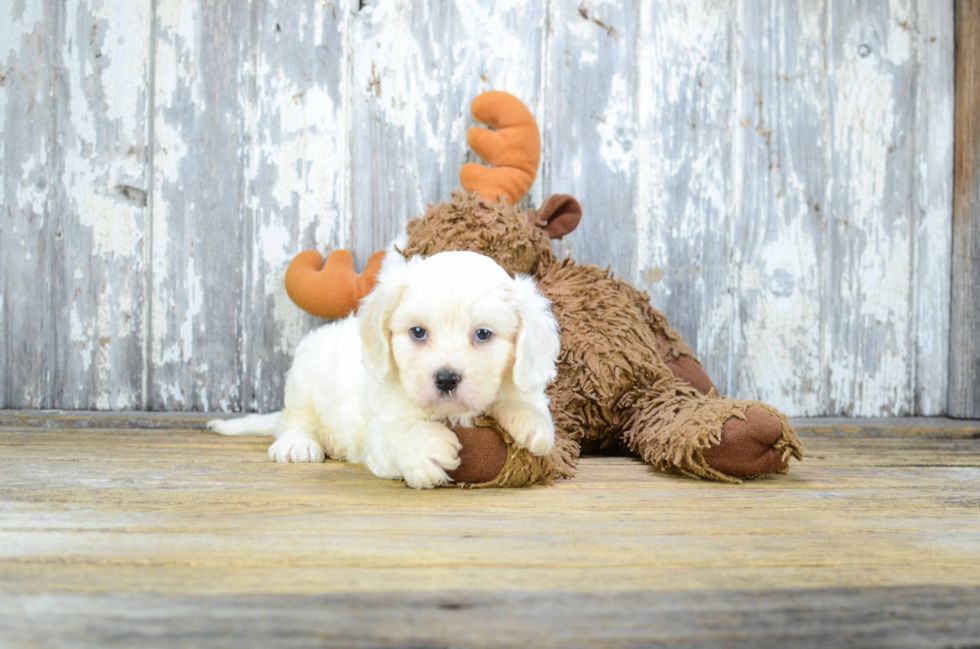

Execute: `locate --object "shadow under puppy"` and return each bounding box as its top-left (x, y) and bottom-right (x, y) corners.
top-left (208, 250), bottom-right (560, 489)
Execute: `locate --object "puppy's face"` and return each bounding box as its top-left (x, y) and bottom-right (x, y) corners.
top-left (360, 251), bottom-right (559, 416)
top-left (388, 278), bottom-right (518, 415)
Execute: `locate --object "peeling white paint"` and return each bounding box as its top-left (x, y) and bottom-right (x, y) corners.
top-left (0, 0), bottom-right (955, 415)
top-left (728, 0), bottom-right (829, 416)
top-left (16, 153), bottom-right (48, 215)
top-left (0, 0), bottom-right (44, 65)
top-left (825, 8), bottom-right (915, 415)
top-left (636, 0), bottom-right (730, 316)
top-left (597, 74), bottom-right (632, 174)
top-left (70, 304), bottom-right (94, 373)
top-left (912, 0), bottom-right (954, 415)
top-left (352, 2), bottom-right (446, 166)
top-left (180, 256), bottom-right (203, 363)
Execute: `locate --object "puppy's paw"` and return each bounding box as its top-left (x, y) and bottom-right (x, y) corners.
top-left (504, 412), bottom-right (555, 456)
top-left (399, 426), bottom-right (462, 489)
top-left (268, 436), bottom-right (326, 464)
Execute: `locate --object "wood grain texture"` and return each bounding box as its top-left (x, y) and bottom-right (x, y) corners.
top-left (1, 421), bottom-right (979, 646)
top-left (635, 0), bottom-right (735, 392)
top-left (0, 1), bottom-right (959, 416)
top-left (348, 0), bottom-right (546, 265)
top-left (150, 0), bottom-right (250, 410)
top-left (951, 0), bottom-right (980, 418)
top-left (731, 0), bottom-right (829, 414)
top-left (3, 588), bottom-right (979, 648)
top-left (3, 410), bottom-right (979, 439)
top-left (55, 0), bottom-right (151, 411)
top-left (240, 0), bottom-right (350, 412)
top-left (544, 1), bottom-right (637, 275)
top-left (915, 0), bottom-right (955, 416)
top-left (2, 2), bottom-right (61, 408)
top-left (825, 0), bottom-right (919, 416)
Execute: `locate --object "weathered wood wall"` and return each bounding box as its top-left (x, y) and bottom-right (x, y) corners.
top-left (0, 0), bottom-right (955, 416)
top-left (951, 0), bottom-right (980, 418)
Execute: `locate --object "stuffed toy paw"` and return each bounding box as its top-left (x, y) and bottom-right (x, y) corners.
top-left (447, 420), bottom-right (578, 488)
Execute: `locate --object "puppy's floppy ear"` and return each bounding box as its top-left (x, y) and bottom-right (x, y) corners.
top-left (359, 255), bottom-right (410, 381)
top-left (510, 274), bottom-right (560, 393)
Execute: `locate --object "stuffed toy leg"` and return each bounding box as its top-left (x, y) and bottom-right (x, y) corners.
top-left (447, 355), bottom-right (800, 488)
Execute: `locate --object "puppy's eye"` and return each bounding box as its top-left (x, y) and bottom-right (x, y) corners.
top-left (409, 327), bottom-right (427, 341)
top-left (474, 329), bottom-right (493, 343)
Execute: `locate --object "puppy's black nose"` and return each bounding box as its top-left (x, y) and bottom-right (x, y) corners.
top-left (435, 369), bottom-right (461, 394)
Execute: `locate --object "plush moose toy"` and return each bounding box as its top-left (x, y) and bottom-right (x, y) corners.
top-left (285, 91), bottom-right (803, 486)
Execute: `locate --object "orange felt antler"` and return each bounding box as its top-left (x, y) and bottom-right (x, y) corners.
top-left (460, 91), bottom-right (541, 204)
top-left (284, 249), bottom-right (385, 319)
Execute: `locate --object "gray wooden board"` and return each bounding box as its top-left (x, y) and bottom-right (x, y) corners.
top-left (951, 0), bottom-right (980, 418)
top-left (240, 0), bottom-right (350, 412)
top-left (2, 419), bottom-right (980, 647)
top-left (917, 0), bottom-right (955, 416)
top-left (2, 2), bottom-right (61, 409)
top-left (54, 1), bottom-right (151, 411)
top-left (825, 0), bottom-right (917, 417)
top-left (634, 0), bottom-right (736, 394)
top-left (347, 0), bottom-right (547, 264)
top-left (731, 0), bottom-right (830, 414)
top-left (0, 1), bottom-right (959, 417)
top-left (2, 587), bottom-right (979, 649)
top-left (2, 409), bottom-right (980, 440)
top-left (149, 0), bottom-right (252, 411)
top-left (544, 1), bottom-right (637, 278)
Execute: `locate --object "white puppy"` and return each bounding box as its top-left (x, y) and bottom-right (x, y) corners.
top-left (208, 251), bottom-right (560, 489)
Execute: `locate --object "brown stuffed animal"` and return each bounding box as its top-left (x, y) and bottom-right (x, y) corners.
top-left (285, 91), bottom-right (803, 486)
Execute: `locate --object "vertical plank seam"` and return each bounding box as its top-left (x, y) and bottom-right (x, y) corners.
top-left (239, 0), bottom-right (259, 412)
top-left (728, 0), bottom-right (743, 399)
top-left (340, 1), bottom-right (351, 252)
top-left (629, 0), bottom-right (642, 284)
top-left (908, 0), bottom-right (922, 415)
top-left (49, 1), bottom-right (64, 408)
top-left (142, 0), bottom-right (158, 411)
top-left (821, 0), bottom-right (835, 414)
top-left (345, 0), bottom-right (356, 256)
top-left (946, 0), bottom-right (962, 417)
top-left (540, 0), bottom-right (553, 199)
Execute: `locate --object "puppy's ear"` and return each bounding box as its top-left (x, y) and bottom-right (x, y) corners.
top-left (359, 257), bottom-right (409, 381)
top-left (511, 274), bottom-right (560, 393)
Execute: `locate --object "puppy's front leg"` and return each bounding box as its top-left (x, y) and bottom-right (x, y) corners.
top-left (492, 389), bottom-right (555, 456)
top-left (367, 421), bottom-right (462, 489)
top-left (268, 428), bottom-right (326, 464)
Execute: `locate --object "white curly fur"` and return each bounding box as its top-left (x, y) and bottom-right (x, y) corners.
top-left (208, 251), bottom-right (559, 489)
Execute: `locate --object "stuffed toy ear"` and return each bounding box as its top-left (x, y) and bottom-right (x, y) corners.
top-left (529, 194), bottom-right (582, 239)
top-left (285, 249), bottom-right (386, 319)
top-left (460, 91), bottom-right (541, 204)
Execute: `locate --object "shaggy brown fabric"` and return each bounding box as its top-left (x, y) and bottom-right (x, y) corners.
top-left (403, 194), bottom-right (551, 277)
top-left (404, 191), bottom-right (803, 486)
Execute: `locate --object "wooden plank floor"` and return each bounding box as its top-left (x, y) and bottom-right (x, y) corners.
top-left (1, 415), bottom-right (979, 647)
